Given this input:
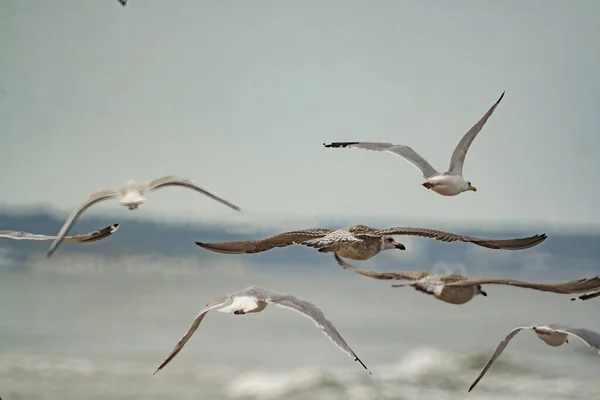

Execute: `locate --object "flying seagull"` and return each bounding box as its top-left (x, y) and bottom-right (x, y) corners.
top-left (196, 224), bottom-right (547, 261)
top-left (468, 324), bottom-right (600, 392)
top-left (46, 175), bottom-right (241, 258)
top-left (323, 91), bottom-right (505, 196)
top-left (333, 253), bottom-right (600, 305)
top-left (0, 223), bottom-right (119, 243)
top-left (153, 286), bottom-right (370, 375)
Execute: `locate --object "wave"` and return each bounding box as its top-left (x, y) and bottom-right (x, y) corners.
top-left (1, 347), bottom-right (596, 400)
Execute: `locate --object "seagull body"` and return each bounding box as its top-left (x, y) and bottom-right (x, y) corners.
top-left (153, 286), bottom-right (369, 375)
top-left (46, 175), bottom-right (241, 258)
top-left (0, 224), bottom-right (119, 243)
top-left (468, 324), bottom-right (600, 392)
top-left (196, 224), bottom-right (547, 261)
top-left (333, 253), bottom-right (600, 305)
top-left (323, 91), bottom-right (505, 196)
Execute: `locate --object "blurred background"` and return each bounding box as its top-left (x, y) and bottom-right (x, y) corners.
top-left (1, 1), bottom-right (599, 399)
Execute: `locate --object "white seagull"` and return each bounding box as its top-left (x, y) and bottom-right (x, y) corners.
top-left (46, 175), bottom-right (241, 257)
top-left (153, 286), bottom-right (370, 375)
top-left (323, 91), bottom-right (505, 196)
top-left (469, 323), bottom-right (600, 392)
top-left (0, 223), bottom-right (119, 243)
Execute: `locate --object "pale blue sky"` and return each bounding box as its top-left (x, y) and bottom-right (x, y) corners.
top-left (1, 0), bottom-right (599, 228)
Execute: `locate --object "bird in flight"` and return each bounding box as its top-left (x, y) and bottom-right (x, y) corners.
top-left (324, 91), bottom-right (505, 196)
top-left (196, 224), bottom-right (546, 261)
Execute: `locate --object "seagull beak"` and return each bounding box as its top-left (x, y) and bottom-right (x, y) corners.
top-left (395, 243), bottom-right (406, 250)
top-left (470, 186), bottom-right (477, 192)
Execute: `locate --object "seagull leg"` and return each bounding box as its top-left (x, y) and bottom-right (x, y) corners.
top-left (233, 309), bottom-right (246, 315)
top-left (422, 182), bottom-right (436, 189)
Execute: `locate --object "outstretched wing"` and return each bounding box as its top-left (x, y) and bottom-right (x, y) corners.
top-left (323, 141), bottom-right (439, 178)
top-left (46, 189), bottom-right (120, 258)
top-left (153, 294), bottom-right (233, 375)
top-left (147, 175), bottom-right (241, 212)
top-left (195, 229), bottom-right (332, 254)
top-left (550, 325), bottom-right (600, 352)
top-left (0, 223), bottom-right (119, 242)
top-left (334, 253), bottom-right (428, 281)
top-left (572, 290), bottom-right (600, 302)
top-left (451, 276), bottom-right (600, 295)
top-left (468, 326), bottom-right (531, 392)
top-left (263, 289), bottom-right (370, 373)
top-left (375, 227), bottom-right (547, 250)
top-left (447, 91), bottom-right (505, 176)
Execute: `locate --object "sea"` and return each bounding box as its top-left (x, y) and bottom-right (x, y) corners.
top-left (1, 254), bottom-right (599, 400)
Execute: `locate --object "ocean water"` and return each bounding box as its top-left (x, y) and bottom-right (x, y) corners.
top-left (1, 255), bottom-right (599, 400)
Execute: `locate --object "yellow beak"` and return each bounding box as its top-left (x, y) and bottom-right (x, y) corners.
top-left (471, 186), bottom-right (477, 192)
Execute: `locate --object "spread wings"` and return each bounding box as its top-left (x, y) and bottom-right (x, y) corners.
top-left (333, 253), bottom-right (429, 281)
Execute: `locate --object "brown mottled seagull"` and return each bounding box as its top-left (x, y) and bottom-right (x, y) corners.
top-left (468, 324), bottom-right (600, 392)
top-left (0, 223), bottom-right (119, 243)
top-left (323, 91), bottom-right (505, 196)
top-left (333, 253), bottom-right (600, 305)
top-left (196, 224), bottom-right (547, 261)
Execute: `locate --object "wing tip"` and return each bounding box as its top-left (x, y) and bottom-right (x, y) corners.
top-left (323, 142), bottom-right (359, 148)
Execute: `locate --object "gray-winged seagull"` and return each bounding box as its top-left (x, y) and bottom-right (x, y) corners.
top-left (46, 175), bottom-right (241, 257)
top-left (153, 286), bottom-right (370, 375)
top-left (323, 91), bottom-right (505, 196)
top-left (468, 323), bottom-right (600, 392)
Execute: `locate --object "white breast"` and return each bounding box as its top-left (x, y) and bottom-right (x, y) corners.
top-left (218, 296), bottom-right (263, 314)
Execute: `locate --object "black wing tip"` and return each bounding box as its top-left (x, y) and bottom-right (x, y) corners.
top-left (354, 356), bottom-right (370, 374)
top-left (323, 142), bottom-right (359, 148)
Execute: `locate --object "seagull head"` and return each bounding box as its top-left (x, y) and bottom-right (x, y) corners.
top-left (382, 236), bottom-right (406, 251)
top-left (476, 284), bottom-right (487, 297)
top-left (463, 181), bottom-right (477, 192)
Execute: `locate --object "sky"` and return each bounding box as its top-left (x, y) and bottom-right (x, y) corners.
top-left (1, 0), bottom-right (600, 230)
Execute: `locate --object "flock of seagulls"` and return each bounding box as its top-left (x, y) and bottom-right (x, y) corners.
top-left (4, 7), bottom-right (598, 392)
top-left (4, 89), bottom-right (597, 393)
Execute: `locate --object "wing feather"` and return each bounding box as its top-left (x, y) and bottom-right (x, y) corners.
top-left (195, 229), bottom-right (332, 254)
top-left (468, 326), bottom-right (531, 392)
top-left (448, 91), bottom-right (505, 176)
top-left (375, 227), bottom-right (547, 250)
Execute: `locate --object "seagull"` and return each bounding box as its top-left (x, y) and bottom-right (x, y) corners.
top-left (0, 223), bottom-right (119, 243)
top-left (323, 91), bottom-right (505, 196)
top-left (333, 253), bottom-right (600, 305)
top-left (46, 175), bottom-right (241, 258)
top-left (152, 286), bottom-right (370, 375)
top-left (196, 224), bottom-right (547, 261)
top-left (468, 324), bottom-right (600, 392)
